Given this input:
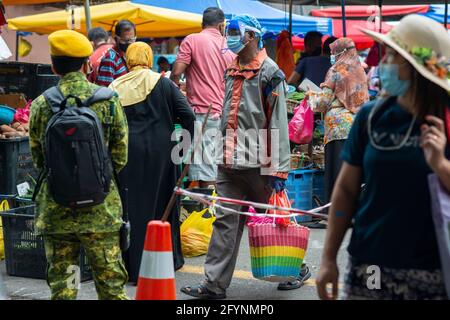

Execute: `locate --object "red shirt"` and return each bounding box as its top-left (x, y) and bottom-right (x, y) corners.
top-left (96, 47), bottom-right (128, 87)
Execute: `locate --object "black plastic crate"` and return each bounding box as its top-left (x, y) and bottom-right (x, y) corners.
top-left (0, 137), bottom-right (39, 196)
top-left (0, 62), bottom-right (56, 100)
top-left (35, 74), bottom-right (59, 97)
top-left (0, 205), bottom-right (92, 281)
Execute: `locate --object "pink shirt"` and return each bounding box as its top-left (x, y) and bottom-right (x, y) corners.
top-left (176, 28), bottom-right (235, 116)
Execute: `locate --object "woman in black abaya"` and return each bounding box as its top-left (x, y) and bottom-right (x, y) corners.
top-left (110, 42), bottom-right (195, 282)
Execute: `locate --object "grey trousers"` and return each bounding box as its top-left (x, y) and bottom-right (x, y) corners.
top-left (203, 167), bottom-right (272, 294)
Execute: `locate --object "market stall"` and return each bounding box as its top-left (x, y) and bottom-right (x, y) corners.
top-left (132, 0), bottom-right (332, 36)
top-left (7, 1), bottom-right (203, 37)
top-left (292, 19), bottom-right (392, 51)
top-left (310, 5), bottom-right (430, 18)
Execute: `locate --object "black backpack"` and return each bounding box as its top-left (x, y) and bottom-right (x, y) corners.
top-left (34, 86), bottom-right (115, 208)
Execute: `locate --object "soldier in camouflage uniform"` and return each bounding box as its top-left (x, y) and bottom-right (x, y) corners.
top-left (29, 30), bottom-right (129, 300)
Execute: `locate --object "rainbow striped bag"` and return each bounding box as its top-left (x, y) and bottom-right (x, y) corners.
top-left (247, 192), bottom-right (310, 282)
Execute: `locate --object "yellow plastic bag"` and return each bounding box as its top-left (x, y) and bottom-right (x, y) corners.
top-left (180, 207), bottom-right (215, 258)
top-left (0, 200), bottom-right (10, 260)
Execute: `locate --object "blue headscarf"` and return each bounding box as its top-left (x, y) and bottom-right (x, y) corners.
top-left (233, 14), bottom-right (264, 49)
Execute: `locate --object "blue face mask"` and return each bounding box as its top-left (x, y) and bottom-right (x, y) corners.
top-left (379, 63), bottom-right (410, 96)
top-left (330, 55), bottom-right (336, 65)
top-left (227, 35), bottom-right (245, 54)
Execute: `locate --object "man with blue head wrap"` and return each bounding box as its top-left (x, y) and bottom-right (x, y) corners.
top-left (225, 14), bottom-right (264, 52)
top-left (181, 14), bottom-right (308, 299)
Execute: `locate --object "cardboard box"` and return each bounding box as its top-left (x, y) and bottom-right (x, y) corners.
top-left (0, 94), bottom-right (28, 109)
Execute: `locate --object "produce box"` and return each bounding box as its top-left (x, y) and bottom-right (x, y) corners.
top-left (0, 204), bottom-right (92, 280)
top-left (0, 94), bottom-right (28, 110)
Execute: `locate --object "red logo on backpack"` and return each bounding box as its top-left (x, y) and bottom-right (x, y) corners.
top-left (65, 127), bottom-right (77, 136)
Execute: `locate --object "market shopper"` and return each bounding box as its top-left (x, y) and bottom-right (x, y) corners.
top-left (316, 15), bottom-right (450, 300)
top-left (308, 38), bottom-right (369, 204)
top-left (96, 20), bottom-right (136, 87)
top-left (29, 30), bottom-right (129, 300)
top-left (180, 14), bottom-right (310, 299)
top-left (170, 7), bottom-right (234, 189)
top-left (88, 27), bottom-right (114, 83)
top-left (299, 31), bottom-right (323, 61)
top-left (288, 36), bottom-right (337, 88)
top-left (109, 42), bottom-right (195, 283)
top-left (157, 56), bottom-right (172, 78)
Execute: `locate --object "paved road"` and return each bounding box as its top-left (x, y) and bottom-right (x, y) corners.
top-left (1, 227), bottom-right (351, 300)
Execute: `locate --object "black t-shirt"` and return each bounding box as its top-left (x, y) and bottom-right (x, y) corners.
top-left (341, 98), bottom-right (442, 270)
top-left (295, 56), bottom-right (332, 87)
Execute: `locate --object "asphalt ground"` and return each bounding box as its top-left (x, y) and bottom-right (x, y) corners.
top-left (0, 226), bottom-right (351, 300)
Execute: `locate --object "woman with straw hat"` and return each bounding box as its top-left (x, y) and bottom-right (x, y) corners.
top-left (316, 14), bottom-right (450, 300)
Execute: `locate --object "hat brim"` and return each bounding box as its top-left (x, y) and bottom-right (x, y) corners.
top-left (362, 28), bottom-right (450, 92)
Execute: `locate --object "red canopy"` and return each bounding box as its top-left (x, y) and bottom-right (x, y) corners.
top-left (311, 5), bottom-right (430, 18)
top-left (292, 19), bottom-right (393, 51)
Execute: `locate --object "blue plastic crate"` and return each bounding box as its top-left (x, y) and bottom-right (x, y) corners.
top-left (285, 169), bottom-right (314, 222)
top-left (312, 170), bottom-right (325, 208)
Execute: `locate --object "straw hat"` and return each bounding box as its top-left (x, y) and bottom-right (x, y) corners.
top-left (362, 14), bottom-right (450, 91)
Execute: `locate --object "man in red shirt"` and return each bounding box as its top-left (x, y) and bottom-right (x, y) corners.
top-left (87, 27), bottom-right (114, 83)
top-left (96, 20), bottom-right (136, 87)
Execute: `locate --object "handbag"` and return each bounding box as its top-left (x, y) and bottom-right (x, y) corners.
top-left (428, 174), bottom-right (450, 298)
top-left (288, 97), bottom-right (314, 145)
top-left (247, 191), bottom-right (310, 282)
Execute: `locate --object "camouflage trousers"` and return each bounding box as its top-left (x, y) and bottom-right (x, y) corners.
top-left (43, 232), bottom-right (129, 300)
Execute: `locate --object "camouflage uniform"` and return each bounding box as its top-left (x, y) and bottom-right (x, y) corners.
top-left (29, 72), bottom-right (129, 300)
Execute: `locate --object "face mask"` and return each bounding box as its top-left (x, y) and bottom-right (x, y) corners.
top-left (118, 43), bottom-right (130, 54)
top-left (227, 35), bottom-right (245, 54)
top-left (379, 63), bottom-right (410, 96)
top-left (330, 55), bottom-right (336, 65)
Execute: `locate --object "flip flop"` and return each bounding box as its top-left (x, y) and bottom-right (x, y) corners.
top-left (277, 265), bottom-right (312, 290)
top-left (180, 284), bottom-right (226, 300)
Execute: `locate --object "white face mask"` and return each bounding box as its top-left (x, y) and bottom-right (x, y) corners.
top-left (330, 55), bottom-right (336, 65)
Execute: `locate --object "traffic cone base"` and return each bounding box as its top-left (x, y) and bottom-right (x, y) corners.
top-left (135, 220), bottom-right (176, 300)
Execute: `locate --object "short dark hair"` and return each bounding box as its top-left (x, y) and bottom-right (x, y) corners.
top-left (115, 20), bottom-right (136, 37)
top-left (323, 36), bottom-right (338, 55)
top-left (304, 31), bottom-right (323, 48)
top-left (88, 27), bottom-right (109, 43)
top-left (51, 56), bottom-right (87, 75)
top-left (157, 56), bottom-right (169, 65)
top-left (202, 7), bottom-right (225, 28)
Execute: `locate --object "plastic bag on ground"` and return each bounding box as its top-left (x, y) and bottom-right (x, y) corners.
top-left (180, 207), bottom-right (216, 258)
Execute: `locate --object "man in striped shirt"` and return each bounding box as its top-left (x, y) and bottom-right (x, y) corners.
top-left (96, 20), bottom-right (136, 87)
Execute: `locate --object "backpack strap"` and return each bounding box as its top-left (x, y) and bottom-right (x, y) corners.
top-left (262, 69), bottom-right (285, 126)
top-left (84, 87), bottom-right (115, 107)
top-left (42, 86), bottom-right (66, 113)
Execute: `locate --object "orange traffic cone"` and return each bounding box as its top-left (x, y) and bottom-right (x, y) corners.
top-left (135, 221), bottom-right (176, 300)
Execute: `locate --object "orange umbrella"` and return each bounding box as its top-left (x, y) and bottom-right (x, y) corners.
top-left (2, 0), bottom-right (65, 4)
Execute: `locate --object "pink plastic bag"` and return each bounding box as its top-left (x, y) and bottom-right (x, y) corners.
top-left (288, 98), bottom-right (313, 145)
top-left (13, 100), bottom-right (31, 124)
top-left (246, 206), bottom-right (273, 225)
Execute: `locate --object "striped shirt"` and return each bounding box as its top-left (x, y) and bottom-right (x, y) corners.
top-left (96, 47), bottom-right (128, 87)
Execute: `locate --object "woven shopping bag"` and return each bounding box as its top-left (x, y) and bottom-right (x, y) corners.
top-left (247, 191), bottom-right (310, 282)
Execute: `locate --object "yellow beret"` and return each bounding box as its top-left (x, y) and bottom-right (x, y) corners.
top-left (48, 30), bottom-right (93, 58)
